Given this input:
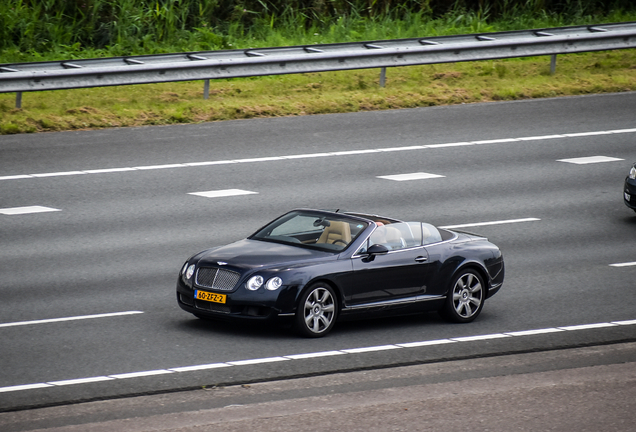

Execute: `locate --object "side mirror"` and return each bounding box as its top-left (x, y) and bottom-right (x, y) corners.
top-left (362, 244), bottom-right (389, 262)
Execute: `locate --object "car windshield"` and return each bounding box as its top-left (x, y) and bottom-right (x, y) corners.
top-left (250, 210), bottom-right (369, 252)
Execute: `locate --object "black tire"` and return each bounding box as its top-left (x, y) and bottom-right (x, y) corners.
top-left (295, 283), bottom-right (338, 337)
top-left (441, 269), bottom-right (485, 323)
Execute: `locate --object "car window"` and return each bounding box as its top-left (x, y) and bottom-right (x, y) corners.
top-left (422, 223), bottom-right (443, 245)
top-left (358, 222), bottom-right (443, 254)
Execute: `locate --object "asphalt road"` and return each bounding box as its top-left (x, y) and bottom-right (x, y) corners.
top-left (2, 343), bottom-right (636, 432)
top-left (1, 92), bottom-right (635, 416)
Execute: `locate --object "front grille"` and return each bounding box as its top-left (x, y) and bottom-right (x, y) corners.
top-left (195, 267), bottom-right (240, 291)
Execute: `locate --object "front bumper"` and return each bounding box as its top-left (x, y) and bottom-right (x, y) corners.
top-left (176, 277), bottom-right (297, 321)
top-left (624, 178), bottom-right (636, 210)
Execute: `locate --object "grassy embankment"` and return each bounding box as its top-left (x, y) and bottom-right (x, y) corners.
top-left (1, 5), bottom-right (635, 134)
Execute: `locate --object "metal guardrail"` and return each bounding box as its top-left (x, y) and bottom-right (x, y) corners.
top-left (1, 22), bottom-right (635, 104)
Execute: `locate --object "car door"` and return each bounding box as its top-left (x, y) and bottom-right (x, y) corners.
top-left (342, 222), bottom-right (432, 307)
top-left (346, 246), bottom-right (431, 306)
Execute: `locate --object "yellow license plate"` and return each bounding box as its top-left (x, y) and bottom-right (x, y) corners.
top-left (195, 290), bottom-right (227, 304)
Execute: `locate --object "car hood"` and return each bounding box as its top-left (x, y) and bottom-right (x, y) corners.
top-left (194, 239), bottom-right (336, 271)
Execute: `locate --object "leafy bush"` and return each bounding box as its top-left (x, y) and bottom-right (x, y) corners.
top-left (1, 0), bottom-right (635, 60)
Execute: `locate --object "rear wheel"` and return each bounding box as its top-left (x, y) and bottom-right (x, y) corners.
top-left (295, 283), bottom-right (338, 337)
top-left (441, 269), bottom-right (485, 323)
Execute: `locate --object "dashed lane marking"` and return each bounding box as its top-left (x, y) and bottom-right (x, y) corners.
top-left (1, 319), bottom-right (634, 394)
top-left (557, 156), bottom-right (624, 164)
top-left (0, 206), bottom-right (61, 215)
top-left (2, 128), bottom-right (634, 182)
top-left (439, 218), bottom-right (541, 229)
top-left (188, 189), bottom-right (258, 198)
top-left (377, 172), bottom-right (445, 181)
top-left (609, 262), bottom-right (636, 267)
top-left (0, 311), bottom-right (144, 328)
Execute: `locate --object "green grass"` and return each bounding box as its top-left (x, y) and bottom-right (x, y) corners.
top-left (2, 49), bottom-right (635, 135)
top-left (2, 3), bottom-right (636, 135)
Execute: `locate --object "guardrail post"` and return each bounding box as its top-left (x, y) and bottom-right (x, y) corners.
top-left (379, 67), bottom-right (386, 88)
top-left (203, 79), bottom-right (210, 100)
top-left (550, 54), bottom-right (557, 75)
top-left (15, 92), bottom-right (22, 108)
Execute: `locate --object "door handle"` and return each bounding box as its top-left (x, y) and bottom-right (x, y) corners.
top-left (415, 256), bottom-right (428, 262)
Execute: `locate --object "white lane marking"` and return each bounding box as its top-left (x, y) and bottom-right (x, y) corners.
top-left (284, 351), bottom-right (346, 360)
top-left (0, 206), bottom-right (61, 215)
top-left (609, 262), bottom-right (636, 267)
top-left (236, 157), bottom-right (285, 163)
top-left (227, 357), bottom-right (290, 366)
top-left (472, 138), bottom-right (519, 144)
top-left (0, 383), bottom-right (52, 393)
top-left (332, 149), bottom-right (380, 156)
top-left (427, 142), bottom-right (472, 148)
top-left (517, 134), bottom-right (565, 141)
top-left (341, 345), bottom-right (401, 354)
top-left (133, 164), bottom-right (186, 170)
top-left (48, 377), bottom-right (114, 386)
top-left (563, 131), bottom-right (614, 137)
top-left (557, 156), bottom-right (624, 164)
top-left (377, 172), bottom-right (445, 181)
top-left (396, 339), bottom-right (456, 348)
top-left (440, 218), bottom-right (541, 229)
top-left (0, 319), bottom-right (634, 393)
top-left (0, 311), bottom-right (144, 328)
top-left (451, 333), bottom-right (510, 342)
top-left (188, 189), bottom-right (258, 198)
top-left (504, 328), bottom-right (564, 336)
top-left (31, 171), bottom-right (86, 178)
top-left (169, 363), bottom-right (232, 372)
top-left (282, 152), bottom-right (332, 159)
top-left (83, 167), bottom-right (137, 174)
top-left (0, 174), bottom-right (32, 180)
top-left (2, 128), bottom-right (634, 181)
top-left (614, 319), bottom-right (636, 325)
top-left (377, 145), bottom-right (427, 152)
top-left (109, 370), bottom-right (174, 379)
top-left (558, 323), bottom-right (617, 331)
top-left (184, 160), bottom-right (237, 167)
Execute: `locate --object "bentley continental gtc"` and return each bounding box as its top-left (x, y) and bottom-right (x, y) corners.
top-left (176, 209), bottom-right (504, 337)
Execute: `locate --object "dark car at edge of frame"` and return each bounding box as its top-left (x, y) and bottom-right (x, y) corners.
top-left (624, 162), bottom-right (636, 213)
top-left (176, 209), bottom-right (505, 337)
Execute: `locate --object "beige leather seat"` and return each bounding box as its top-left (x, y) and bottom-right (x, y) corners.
top-left (317, 221), bottom-right (352, 245)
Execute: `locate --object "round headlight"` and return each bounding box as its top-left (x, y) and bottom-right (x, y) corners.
top-left (265, 277), bottom-right (283, 291)
top-left (185, 264), bottom-right (196, 280)
top-left (246, 275), bottom-right (264, 291)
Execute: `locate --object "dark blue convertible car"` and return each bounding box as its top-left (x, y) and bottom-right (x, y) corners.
top-left (177, 209), bottom-right (504, 337)
top-left (624, 162), bottom-right (636, 212)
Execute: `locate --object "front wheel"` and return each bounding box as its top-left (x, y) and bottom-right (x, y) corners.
top-left (295, 283), bottom-right (338, 337)
top-left (441, 269), bottom-right (485, 323)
